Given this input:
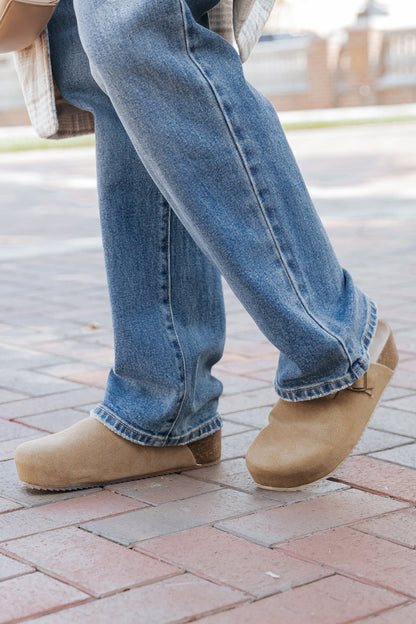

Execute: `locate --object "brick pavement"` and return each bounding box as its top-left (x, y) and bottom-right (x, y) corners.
top-left (0, 122), bottom-right (415, 623)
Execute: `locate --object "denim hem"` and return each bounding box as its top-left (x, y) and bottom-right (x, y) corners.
top-left (275, 299), bottom-right (378, 402)
top-left (90, 403), bottom-right (223, 447)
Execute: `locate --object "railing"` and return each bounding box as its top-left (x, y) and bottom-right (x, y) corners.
top-left (377, 29), bottom-right (416, 88)
top-left (243, 35), bottom-right (312, 95)
top-left (0, 54), bottom-right (25, 110)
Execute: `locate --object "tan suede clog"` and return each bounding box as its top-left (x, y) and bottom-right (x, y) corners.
top-left (246, 320), bottom-right (398, 490)
top-left (14, 417), bottom-right (221, 491)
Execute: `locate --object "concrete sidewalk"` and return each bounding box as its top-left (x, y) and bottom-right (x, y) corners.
top-left (1, 102), bottom-right (416, 146)
top-left (0, 122), bottom-right (415, 623)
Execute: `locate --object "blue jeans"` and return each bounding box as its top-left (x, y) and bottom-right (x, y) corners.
top-left (47, 0), bottom-right (377, 446)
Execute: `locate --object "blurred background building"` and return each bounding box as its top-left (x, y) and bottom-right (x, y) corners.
top-left (244, 0), bottom-right (416, 110)
top-left (1, 0), bottom-right (416, 124)
top-left (0, 52), bottom-right (29, 125)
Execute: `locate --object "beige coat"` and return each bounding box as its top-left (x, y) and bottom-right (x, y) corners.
top-left (15, 0), bottom-right (275, 139)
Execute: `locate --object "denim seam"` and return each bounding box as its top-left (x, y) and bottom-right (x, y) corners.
top-left (178, 0), bottom-right (352, 368)
top-left (275, 299), bottom-right (378, 399)
top-left (162, 204), bottom-right (188, 444)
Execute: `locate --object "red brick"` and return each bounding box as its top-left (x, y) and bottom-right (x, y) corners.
top-left (64, 369), bottom-right (108, 389)
top-left (0, 389), bottom-right (27, 404)
top-left (189, 457), bottom-right (260, 485)
top-left (401, 359), bottom-right (416, 373)
top-left (354, 602), bottom-right (416, 623)
top-left (370, 405), bottom-right (416, 437)
top-left (0, 497), bottom-right (21, 513)
top-left (196, 575), bottom-right (406, 624)
top-left (217, 372), bottom-right (268, 396)
top-left (214, 354), bottom-right (277, 376)
top-left (0, 387), bottom-right (103, 420)
top-left (17, 408), bottom-right (85, 433)
top-left (245, 368), bottom-right (275, 383)
top-left (82, 489), bottom-right (275, 546)
top-left (0, 418), bottom-right (41, 442)
top-left (371, 443), bottom-right (416, 469)
top-left (0, 507), bottom-right (66, 542)
top-left (0, 370), bottom-right (81, 397)
top-left (331, 455), bottom-right (416, 503)
top-left (3, 526), bottom-right (180, 597)
top-left (28, 574), bottom-right (247, 624)
top-left (353, 508), bottom-right (416, 548)
top-left (0, 433), bottom-right (47, 461)
top-left (216, 489), bottom-right (407, 546)
top-left (0, 571), bottom-right (88, 623)
top-left (106, 473), bottom-right (220, 504)
top-left (214, 351), bottom-right (248, 365)
top-left (35, 490), bottom-right (146, 524)
top-left (37, 362), bottom-right (106, 380)
top-left (33, 339), bottom-right (112, 362)
top-left (390, 370), bottom-right (416, 391)
top-left (219, 406), bottom-right (269, 428)
top-left (381, 386), bottom-right (413, 402)
top-left (137, 525), bottom-right (331, 598)
top-left (0, 491), bottom-right (145, 542)
top-left (0, 552), bottom-right (33, 580)
top-left (219, 386), bottom-right (277, 415)
top-left (352, 427), bottom-right (411, 455)
top-left (280, 526), bottom-right (416, 597)
top-left (190, 457), bottom-right (347, 502)
top-left (223, 338), bottom-right (277, 358)
top-left (221, 420), bottom-right (254, 436)
top-left (221, 430), bottom-right (259, 460)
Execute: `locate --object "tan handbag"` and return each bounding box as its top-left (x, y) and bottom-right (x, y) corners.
top-left (0, 0), bottom-right (59, 53)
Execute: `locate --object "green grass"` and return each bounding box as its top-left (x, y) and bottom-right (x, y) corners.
top-left (282, 115), bottom-right (416, 131)
top-left (0, 115), bottom-right (415, 152)
top-left (0, 133), bottom-right (95, 152)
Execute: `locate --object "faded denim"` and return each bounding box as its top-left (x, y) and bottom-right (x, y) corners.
top-left (48, 0), bottom-right (377, 446)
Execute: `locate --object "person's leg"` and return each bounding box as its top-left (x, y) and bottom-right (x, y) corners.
top-left (15, 0), bottom-right (398, 491)
top-left (14, 0), bottom-right (226, 489)
top-left (46, 0), bottom-right (226, 447)
top-left (73, 0), bottom-right (377, 401)
top-left (67, 0), bottom-right (398, 490)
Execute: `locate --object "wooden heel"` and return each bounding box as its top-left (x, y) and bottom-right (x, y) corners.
top-left (188, 429), bottom-right (221, 466)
